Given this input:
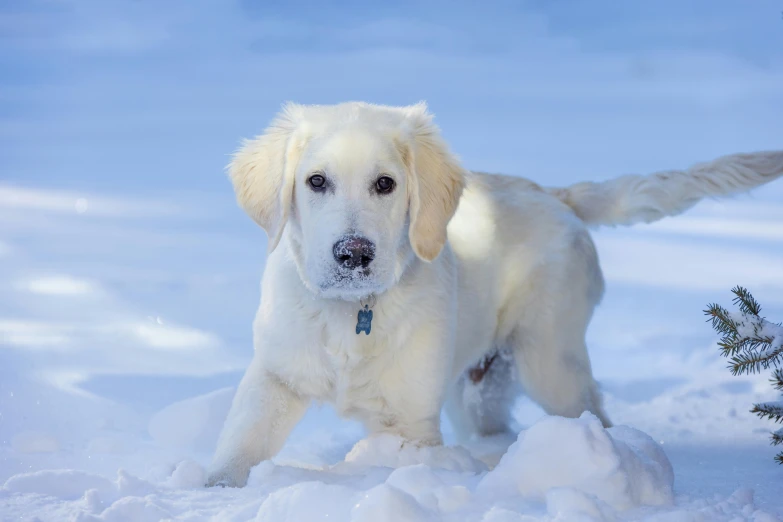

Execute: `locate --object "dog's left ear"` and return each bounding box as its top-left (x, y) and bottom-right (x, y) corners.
top-left (398, 103), bottom-right (466, 262)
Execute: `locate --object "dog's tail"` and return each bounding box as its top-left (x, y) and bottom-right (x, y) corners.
top-left (548, 151), bottom-right (783, 227)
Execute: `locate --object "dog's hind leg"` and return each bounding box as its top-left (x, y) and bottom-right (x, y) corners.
top-left (444, 347), bottom-right (520, 443)
top-left (504, 230), bottom-right (611, 428)
top-left (508, 325), bottom-right (611, 428)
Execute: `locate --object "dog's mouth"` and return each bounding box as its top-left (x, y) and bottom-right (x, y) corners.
top-left (320, 268), bottom-right (372, 288)
top-left (317, 266), bottom-right (382, 299)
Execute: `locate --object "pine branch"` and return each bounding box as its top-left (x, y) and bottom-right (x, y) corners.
top-left (752, 401), bottom-right (783, 424)
top-left (730, 345), bottom-right (783, 376)
top-left (731, 285), bottom-right (762, 316)
top-left (772, 369), bottom-right (783, 392)
top-left (705, 304), bottom-right (744, 357)
top-left (707, 287), bottom-right (783, 465)
top-left (705, 303), bottom-right (737, 337)
top-left (772, 427), bottom-right (783, 446)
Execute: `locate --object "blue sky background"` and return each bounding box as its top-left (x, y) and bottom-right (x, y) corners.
top-left (1, 0), bottom-right (783, 475)
top-left (2, 0), bottom-right (782, 194)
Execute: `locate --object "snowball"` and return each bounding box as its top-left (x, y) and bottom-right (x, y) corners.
top-left (351, 484), bottom-right (433, 522)
top-left (148, 387), bottom-right (234, 452)
top-left (254, 482), bottom-right (357, 522)
top-left (11, 431), bottom-right (60, 454)
top-left (345, 433), bottom-right (486, 472)
top-left (166, 459), bottom-right (206, 489)
top-left (478, 413), bottom-right (674, 511)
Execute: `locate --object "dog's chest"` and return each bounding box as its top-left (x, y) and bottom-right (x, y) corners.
top-left (290, 307), bottom-right (389, 416)
top-left (320, 322), bottom-right (390, 417)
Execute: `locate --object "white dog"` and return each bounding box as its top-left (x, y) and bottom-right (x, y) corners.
top-left (207, 102), bottom-right (782, 487)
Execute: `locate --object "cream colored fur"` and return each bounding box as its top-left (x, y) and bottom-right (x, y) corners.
top-left (207, 101), bottom-right (783, 487)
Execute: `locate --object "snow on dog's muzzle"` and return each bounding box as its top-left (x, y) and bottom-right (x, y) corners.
top-left (332, 235), bottom-right (375, 270)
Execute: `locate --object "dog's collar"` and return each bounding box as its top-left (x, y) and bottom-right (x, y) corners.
top-left (360, 294), bottom-right (376, 309)
top-left (356, 294), bottom-right (376, 335)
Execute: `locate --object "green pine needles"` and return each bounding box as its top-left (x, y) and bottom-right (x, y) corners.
top-left (706, 286), bottom-right (783, 464)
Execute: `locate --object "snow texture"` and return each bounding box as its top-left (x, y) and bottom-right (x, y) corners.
top-left (2, 408), bottom-right (779, 521)
top-left (730, 312), bottom-right (783, 352)
top-left (344, 433), bottom-right (487, 472)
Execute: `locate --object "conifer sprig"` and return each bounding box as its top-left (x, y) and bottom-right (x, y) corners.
top-left (705, 286), bottom-right (783, 465)
top-left (772, 369), bottom-right (783, 392)
top-left (731, 285), bottom-right (762, 316)
top-left (771, 427), bottom-right (783, 465)
top-left (751, 402), bottom-right (783, 424)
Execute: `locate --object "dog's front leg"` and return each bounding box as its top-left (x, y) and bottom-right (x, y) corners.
top-left (206, 356), bottom-right (308, 488)
top-left (372, 320), bottom-right (453, 446)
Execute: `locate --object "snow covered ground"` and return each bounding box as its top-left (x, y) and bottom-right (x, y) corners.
top-left (1, 182), bottom-right (782, 521)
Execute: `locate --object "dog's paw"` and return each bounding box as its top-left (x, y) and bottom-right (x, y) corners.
top-left (205, 475), bottom-right (237, 488)
top-left (205, 469), bottom-right (245, 488)
top-left (205, 478), bottom-right (231, 488)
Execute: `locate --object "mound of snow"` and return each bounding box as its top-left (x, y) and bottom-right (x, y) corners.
top-left (3, 469), bottom-right (117, 500)
top-left (74, 496), bottom-right (173, 522)
top-left (344, 433), bottom-right (487, 472)
top-left (2, 468), bottom-right (156, 506)
top-left (148, 387), bottom-right (234, 452)
top-left (478, 412), bottom-right (674, 511)
top-left (255, 482), bottom-right (358, 522)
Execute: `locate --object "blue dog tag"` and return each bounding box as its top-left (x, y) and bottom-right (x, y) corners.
top-left (356, 305), bottom-right (373, 335)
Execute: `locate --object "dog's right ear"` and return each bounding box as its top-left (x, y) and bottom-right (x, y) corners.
top-left (228, 103), bottom-right (308, 253)
top-left (398, 103), bottom-right (466, 262)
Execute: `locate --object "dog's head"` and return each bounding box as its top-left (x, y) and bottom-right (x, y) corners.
top-left (229, 102), bottom-right (465, 301)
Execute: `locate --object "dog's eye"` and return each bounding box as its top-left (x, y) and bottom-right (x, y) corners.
top-left (376, 176), bottom-right (395, 194)
top-left (308, 174), bottom-right (326, 191)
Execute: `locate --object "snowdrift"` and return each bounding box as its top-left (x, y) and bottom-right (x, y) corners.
top-left (3, 410), bottom-right (777, 521)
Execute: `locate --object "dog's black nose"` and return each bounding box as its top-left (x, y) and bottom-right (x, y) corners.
top-left (333, 236), bottom-right (375, 269)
